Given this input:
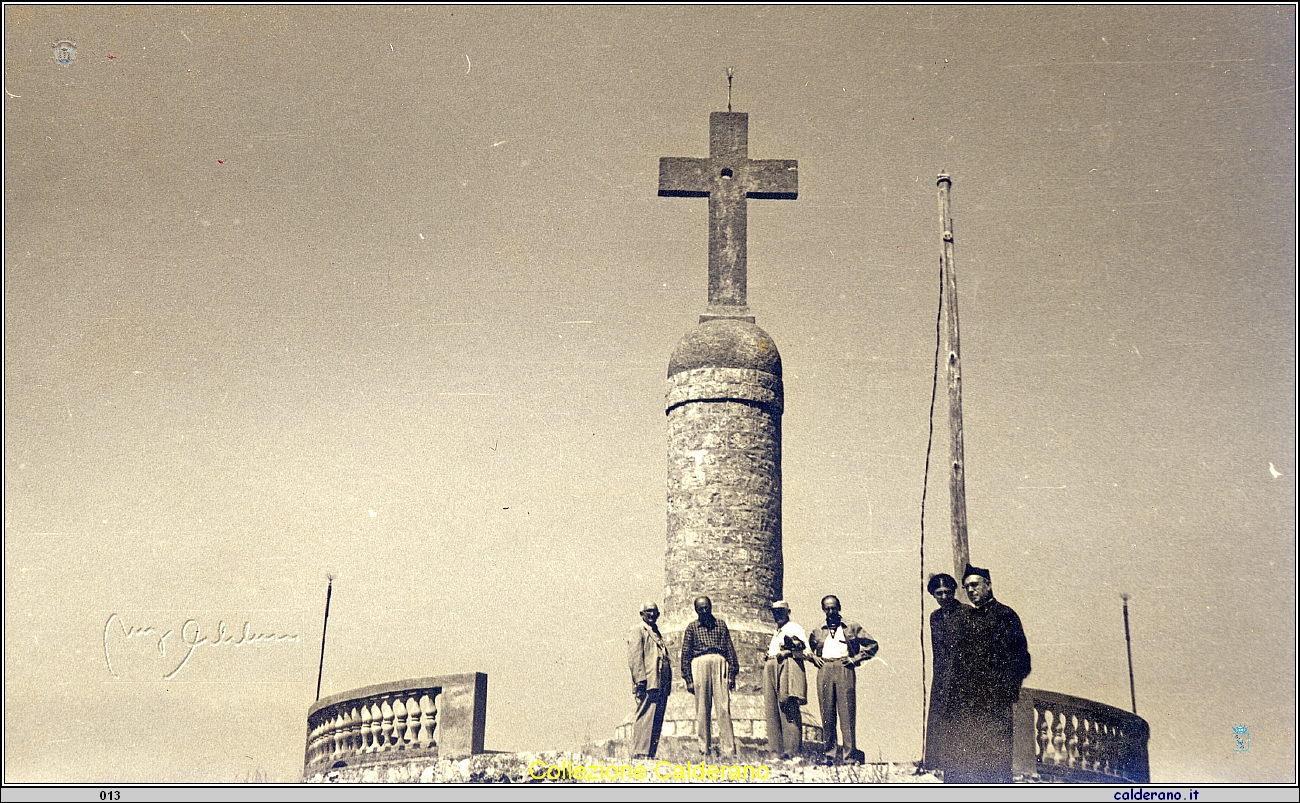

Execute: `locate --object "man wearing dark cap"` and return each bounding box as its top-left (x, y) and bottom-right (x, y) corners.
top-left (808, 595), bottom-right (878, 764)
top-left (924, 573), bottom-right (967, 775)
top-left (948, 564), bottom-right (1032, 783)
top-left (627, 601), bottom-right (672, 759)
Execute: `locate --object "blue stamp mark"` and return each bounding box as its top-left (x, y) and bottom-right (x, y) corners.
top-left (52, 39), bottom-right (76, 67)
top-left (1232, 724), bottom-right (1250, 753)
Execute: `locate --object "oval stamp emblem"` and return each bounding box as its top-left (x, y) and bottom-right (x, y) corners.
top-left (52, 39), bottom-right (77, 66)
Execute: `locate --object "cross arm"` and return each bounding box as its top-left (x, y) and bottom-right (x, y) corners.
top-left (658, 157), bottom-right (712, 197)
top-left (744, 160), bottom-right (798, 200)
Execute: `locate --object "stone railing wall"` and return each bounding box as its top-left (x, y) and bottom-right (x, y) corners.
top-left (304, 673), bottom-right (487, 775)
top-left (1013, 687), bottom-right (1150, 783)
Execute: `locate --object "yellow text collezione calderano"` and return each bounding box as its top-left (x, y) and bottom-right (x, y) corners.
top-left (527, 759), bottom-right (771, 782)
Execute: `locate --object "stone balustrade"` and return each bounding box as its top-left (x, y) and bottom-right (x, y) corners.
top-left (304, 673), bottom-right (487, 776)
top-left (1013, 687), bottom-right (1150, 783)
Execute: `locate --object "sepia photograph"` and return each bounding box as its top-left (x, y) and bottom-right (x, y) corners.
top-left (4, 5), bottom-right (1296, 792)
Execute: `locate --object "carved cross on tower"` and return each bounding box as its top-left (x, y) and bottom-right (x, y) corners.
top-left (659, 112), bottom-right (798, 322)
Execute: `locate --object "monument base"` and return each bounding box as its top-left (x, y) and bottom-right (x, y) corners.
top-left (608, 688), bottom-right (823, 761)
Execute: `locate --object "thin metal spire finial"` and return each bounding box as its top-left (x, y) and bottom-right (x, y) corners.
top-left (726, 66), bottom-right (735, 112)
top-left (1122, 592), bottom-right (1137, 714)
top-left (315, 574), bottom-right (334, 702)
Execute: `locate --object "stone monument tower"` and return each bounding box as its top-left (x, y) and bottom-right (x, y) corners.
top-left (654, 110), bottom-right (798, 745)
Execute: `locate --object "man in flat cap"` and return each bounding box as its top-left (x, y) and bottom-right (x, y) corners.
top-left (762, 600), bottom-right (808, 759)
top-left (627, 601), bottom-right (672, 759)
top-left (924, 573), bottom-right (967, 776)
top-left (948, 564), bottom-right (1032, 783)
top-left (808, 595), bottom-right (878, 764)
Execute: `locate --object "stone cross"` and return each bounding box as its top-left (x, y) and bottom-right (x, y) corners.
top-left (659, 112), bottom-right (798, 320)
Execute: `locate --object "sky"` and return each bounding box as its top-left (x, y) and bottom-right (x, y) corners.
top-left (3, 5), bottom-right (1296, 785)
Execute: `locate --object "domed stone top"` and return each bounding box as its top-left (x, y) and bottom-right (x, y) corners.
top-left (667, 319), bottom-right (782, 378)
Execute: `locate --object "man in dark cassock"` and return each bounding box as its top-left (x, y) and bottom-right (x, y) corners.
top-left (923, 573), bottom-right (966, 775)
top-left (947, 564), bottom-right (1032, 784)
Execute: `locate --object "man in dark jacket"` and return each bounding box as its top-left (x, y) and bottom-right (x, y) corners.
top-left (924, 573), bottom-right (967, 775)
top-left (948, 564), bottom-right (1032, 783)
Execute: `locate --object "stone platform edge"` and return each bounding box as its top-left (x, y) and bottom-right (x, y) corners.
top-left (304, 750), bottom-right (942, 784)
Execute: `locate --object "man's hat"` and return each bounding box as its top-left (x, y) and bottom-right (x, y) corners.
top-left (640, 601), bottom-right (659, 612)
top-left (927, 573), bottom-right (958, 594)
top-left (962, 564), bottom-right (991, 582)
top-left (770, 600), bottom-right (790, 611)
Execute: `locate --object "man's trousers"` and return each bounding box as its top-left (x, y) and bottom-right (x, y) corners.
top-left (818, 658), bottom-right (857, 759)
top-left (630, 688), bottom-right (668, 758)
top-left (691, 654), bottom-right (736, 755)
top-left (763, 658), bottom-right (803, 757)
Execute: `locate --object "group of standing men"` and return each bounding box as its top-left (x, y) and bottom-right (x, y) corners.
top-left (626, 564), bottom-right (1030, 783)
top-left (626, 594), bottom-right (879, 764)
top-left (924, 564), bottom-right (1032, 783)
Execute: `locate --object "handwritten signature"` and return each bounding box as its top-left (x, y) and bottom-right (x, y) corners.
top-left (104, 614), bottom-right (300, 680)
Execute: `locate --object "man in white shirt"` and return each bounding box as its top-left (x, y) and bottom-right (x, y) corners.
top-left (761, 600), bottom-right (808, 758)
top-left (808, 595), bottom-right (878, 764)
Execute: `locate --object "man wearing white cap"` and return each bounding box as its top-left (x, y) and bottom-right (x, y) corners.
top-left (762, 600), bottom-right (808, 759)
top-left (627, 601), bottom-right (673, 759)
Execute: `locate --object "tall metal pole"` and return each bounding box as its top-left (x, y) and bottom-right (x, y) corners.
top-left (1122, 592), bottom-right (1137, 714)
top-left (315, 575), bottom-right (333, 702)
top-left (938, 173), bottom-right (971, 597)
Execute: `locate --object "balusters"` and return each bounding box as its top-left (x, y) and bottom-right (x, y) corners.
top-left (327, 707), bottom-right (340, 758)
top-left (1037, 707), bottom-right (1057, 765)
top-left (419, 693), bottom-right (437, 747)
top-left (1031, 706), bottom-right (1043, 764)
top-left (377, 698), bottom-right (393, 750)
top-left (1111, 720), bottom-right (1125, 776)
top-left (1076, 717), bottom-right (1097, 774)
top-left (1025, 695), bottom-right (1149, 782)
top-left (1065, 713), bottom-right (1080, 768)
top-left (1076, 716), bottom-right (1091, 773)
top-left (333, 709), bottom-right (349, 759)
top-left (1044, 707), bottom-right (1062, 765)
top-left (317, 712), bottom-right (334, 764)
top-left (332, 701), bottom-right (348, 753)
top-left (306, 716), bottom-right (321, 765)
top-left (344, 705), bottom-right (358, 755)
top-left (309, 707), bottom-right (341, 766)
top-left (389, 697), bottom-right (406, 750)
top-left (361, 704), bottom-right (376, 752)
top-left (401, 696), bottom-right (419, 746)
top-left (305, 686), bottom-right (449, 771)
top-left (1051, 710), bottom-right (1067, 766)
top-left (397, 696), bottom-right (413, 748)
top-left (1108, 719), bottom-right (1123, 777)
